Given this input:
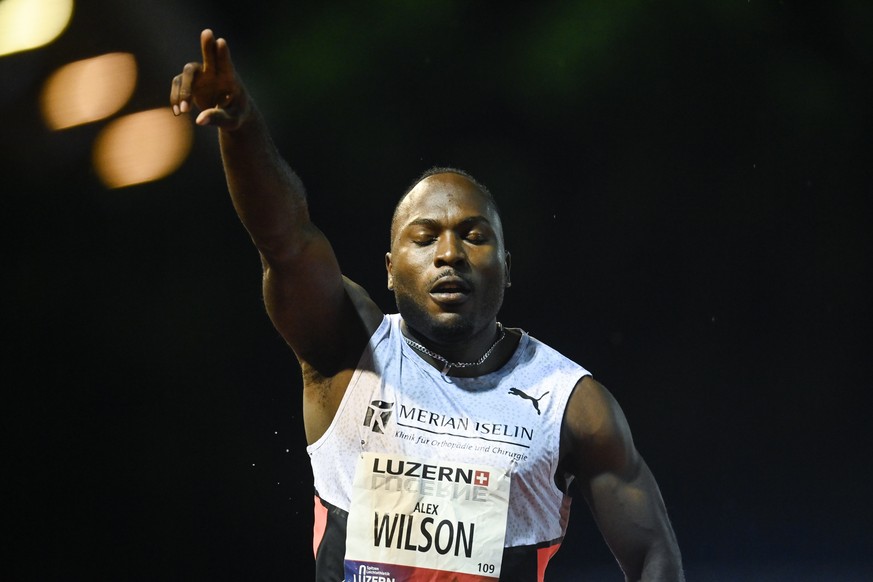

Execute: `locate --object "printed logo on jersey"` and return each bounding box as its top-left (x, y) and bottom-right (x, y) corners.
top-left (350, 563), bottom-right (396, 582)
top-left (364, 400), bottom-right (394, 433)
top-left (507, 387), bottom-right (549, 415)
top-left (394, 404), bottom-right (536, 454)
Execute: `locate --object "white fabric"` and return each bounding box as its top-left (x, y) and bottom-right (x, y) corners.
top-left (306, 313), bottom-right (590, 547)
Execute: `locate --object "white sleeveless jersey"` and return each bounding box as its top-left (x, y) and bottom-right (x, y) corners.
top-left (306, 314), bottom-right (590, 580)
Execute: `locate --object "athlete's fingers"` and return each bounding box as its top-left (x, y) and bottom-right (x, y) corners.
top-left (200, 28), bottom-right (216, 74)
top-left (178, 64), bottom-right (195, 111)
top-left (195, 109), bottom-right (210, 126)
top-left (195, 106), bottom-right (234, 127)
top-left (170, 74), bottom-right (182, 115)
top-left (177, 62), bottom-right (201, 113)
top-left (215, 37), bottom-right (233, 76)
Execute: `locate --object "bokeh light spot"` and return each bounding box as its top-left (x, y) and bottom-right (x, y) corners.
top-left (40, 52), bottom-right (137, 130)
top-left (0, 0), bottom-right (74, 57)
top-left (92, 108), bottom-right (193, 189)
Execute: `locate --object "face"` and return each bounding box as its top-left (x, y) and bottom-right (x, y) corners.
top-left (386, 173), bottom-right (511, 345)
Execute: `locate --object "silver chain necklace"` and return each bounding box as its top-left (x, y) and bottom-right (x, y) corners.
top-left (403, 323), bottom-right (505, 376)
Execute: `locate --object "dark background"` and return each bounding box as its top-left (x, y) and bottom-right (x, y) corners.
top-left (5, 1), bottom-right (871, 580)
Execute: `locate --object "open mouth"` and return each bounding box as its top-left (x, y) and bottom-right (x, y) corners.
top-left (429, 277), bottom-right (471, 303)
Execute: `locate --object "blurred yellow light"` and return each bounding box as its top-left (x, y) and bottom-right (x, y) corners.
top-left (40, 52), bottom-right (137, 130)
top-left (92, 108), bottom-right (193, 189)
top-left (0, 0), bottom-right (74, 57)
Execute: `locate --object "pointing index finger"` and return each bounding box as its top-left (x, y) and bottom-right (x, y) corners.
top-left (200, 28), bottom-right (217, 74)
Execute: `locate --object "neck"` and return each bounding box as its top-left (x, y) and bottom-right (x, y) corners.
top-left (401, 320), bottom-right (509, 377)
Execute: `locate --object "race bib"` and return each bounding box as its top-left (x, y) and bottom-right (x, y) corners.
top-left (344, 452), bottom-right (510, 581)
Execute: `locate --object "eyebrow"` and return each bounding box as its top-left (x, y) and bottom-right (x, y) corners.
top-left (405, 215), bottom-right (493, 230)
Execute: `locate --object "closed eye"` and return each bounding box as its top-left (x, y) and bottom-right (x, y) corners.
top-left (410, 231), bottom-right (438, 246)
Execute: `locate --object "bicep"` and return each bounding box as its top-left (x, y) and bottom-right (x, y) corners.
top-left (561, 376), bottom-right (637, 482)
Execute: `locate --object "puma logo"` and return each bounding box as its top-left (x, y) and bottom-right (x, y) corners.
top-left (508, 387), bottom-right (549, 415)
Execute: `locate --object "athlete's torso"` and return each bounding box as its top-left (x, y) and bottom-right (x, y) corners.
top-left (307, 314), bottom-right (589, 581)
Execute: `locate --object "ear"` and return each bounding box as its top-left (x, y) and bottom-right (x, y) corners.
top-left (504, 250), bottom-right (512, 288)
top-left (385, 252), bottom-right (394, 290)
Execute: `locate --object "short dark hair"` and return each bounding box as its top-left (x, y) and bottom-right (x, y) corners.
top-left (401, 166), bottom-right (494, 200)
top-left (390, 166), bottom-right (501, 243)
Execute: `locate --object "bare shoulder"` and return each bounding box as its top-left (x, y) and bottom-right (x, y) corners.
top-left (560, 375), bottom-right (639, 481)
top-left (564, 376), bottom-right (624, 435)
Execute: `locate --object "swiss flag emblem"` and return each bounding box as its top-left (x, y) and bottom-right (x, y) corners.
top-left (474, 470), bottom-right (490, 487)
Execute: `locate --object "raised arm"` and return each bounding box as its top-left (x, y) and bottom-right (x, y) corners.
top-left (169, 30), bottom-right (383, 398)
top-left (560, 376), bottom-right (685, 581)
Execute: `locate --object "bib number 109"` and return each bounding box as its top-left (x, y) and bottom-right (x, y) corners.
top-left (477, 563), bottom-right (496, 574)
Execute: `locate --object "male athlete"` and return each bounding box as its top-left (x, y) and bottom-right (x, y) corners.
top-left (171, 29), bottom-right (684, 581)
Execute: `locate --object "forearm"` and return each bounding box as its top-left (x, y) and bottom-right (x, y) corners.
top-left (218, 102), bottom-right (311, 261)
top-left (591, 486), bottom-right (683, 581)
top-left (636, 540), bottom-right (684, 582)
top-left (582, 452), bottom-right (683, 582)
top-left (593, 469), bottom-right (684, 582)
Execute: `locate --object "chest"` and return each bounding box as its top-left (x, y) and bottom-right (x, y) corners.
top-left (355, 367), bottom-right (558, 478)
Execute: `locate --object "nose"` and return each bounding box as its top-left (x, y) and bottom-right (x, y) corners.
top-left (434, 231), bottom-right (466, 267)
